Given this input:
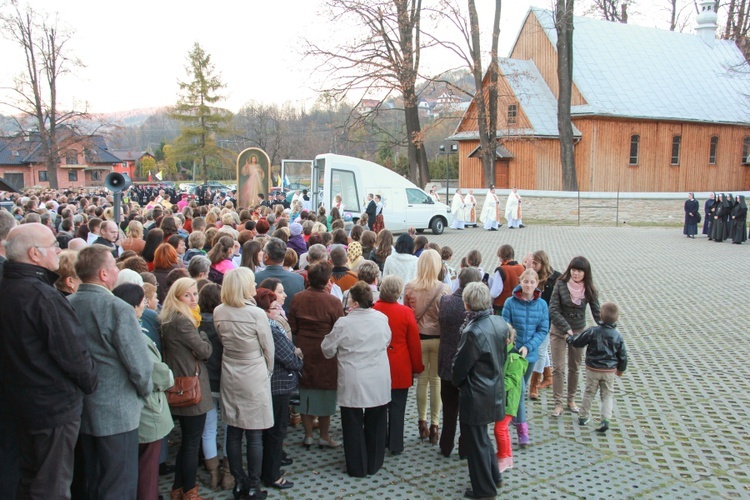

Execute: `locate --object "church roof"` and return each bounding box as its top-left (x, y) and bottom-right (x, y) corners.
top-left (449, 58), bottom-right (581, 140)
top-left (529, 7), bottom-right (750, 125)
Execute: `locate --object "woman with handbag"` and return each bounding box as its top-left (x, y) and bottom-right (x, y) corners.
top-left (214, 268), bottom-right (274, 500)
top-left (404, 249), bottom-right (451, 444)
top-left (160, 278), bottom-right (214, 500)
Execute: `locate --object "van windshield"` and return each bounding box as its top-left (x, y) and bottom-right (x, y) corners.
top-left (406, 188), bottom-right (433, 204)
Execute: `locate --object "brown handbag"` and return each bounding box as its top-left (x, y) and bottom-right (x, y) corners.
top-left (166, 361), bottom-right (202, 408)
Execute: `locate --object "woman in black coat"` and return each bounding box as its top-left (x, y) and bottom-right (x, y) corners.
top-left (683, 193), bottom-right (700, 238)
top-left (731, 195), bottom-right (748, 244)
top-left (725, 194), bottom-right (736, 240)
top-left (452, 282), bottom-right (507, 497)
top-left (711, 194), bottom-right (729, 242)
top-left (703, 192), bottom-right (716, 237)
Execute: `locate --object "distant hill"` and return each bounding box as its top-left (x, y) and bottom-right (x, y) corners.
top-left (0, 115), bottom-right (20, 135)
top-left (91, 107), bottom-right (166, 128)
top-left (416, 69), bottom-right (476, 101)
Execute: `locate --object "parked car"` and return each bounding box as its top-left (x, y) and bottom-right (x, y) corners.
top-left (186, 181), bottom-right (229, 196)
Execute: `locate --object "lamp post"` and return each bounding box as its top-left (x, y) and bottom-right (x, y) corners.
top-left (439, 144), bottom-right (458, 205)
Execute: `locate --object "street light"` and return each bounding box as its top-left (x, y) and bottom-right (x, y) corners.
top-left (438, 144), bottom-right (458, 205)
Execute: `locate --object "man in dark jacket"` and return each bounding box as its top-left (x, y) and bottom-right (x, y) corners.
top-left (452, 282), bottom-right (507, 499)
top-left (365, 193), bottom-right (377, 231)
top-left (0, 223), bottom-right (98, 499)
top-left (254, 237), bottom-right (304, 315)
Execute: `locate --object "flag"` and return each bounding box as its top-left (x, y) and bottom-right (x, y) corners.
top-left (156, 170), bottom-right (163, 181)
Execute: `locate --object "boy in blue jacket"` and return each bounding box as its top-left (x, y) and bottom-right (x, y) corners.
top-left (566, 302), bottom-right (627, 433)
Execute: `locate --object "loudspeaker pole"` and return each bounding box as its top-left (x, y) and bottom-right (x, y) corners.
top-left (113, 192), bottom-right (123, 226)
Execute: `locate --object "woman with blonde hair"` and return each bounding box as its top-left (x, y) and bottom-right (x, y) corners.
top-left (311, 221), bottom-right (327, 235)
top-left (214, 268), bottom-right (274, 500)
top-left (205, 211), bottom-right (218, 228)
top-left (160, 278), bottom-right (214, 500)
top-left (55, 250), bottom-right (81, 295)
top-left (404, 249), bottom-right (451, 443)
top-left (122, 220), bottom-right (146, 255)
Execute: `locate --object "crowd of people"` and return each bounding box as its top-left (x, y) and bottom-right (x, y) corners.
top-left (0, 184), bottom-right (628, 500)
top-left (684, 192), bottom-right (748, 243)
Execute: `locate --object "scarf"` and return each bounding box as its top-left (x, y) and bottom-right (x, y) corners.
top-left (567, 280), bottom-right (585, 306)
top-left (461, 308), bottom-right (491, 333)
top-left (190, 305), bottom-right (202, 327)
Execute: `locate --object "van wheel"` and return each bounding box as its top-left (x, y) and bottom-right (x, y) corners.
top-left (430, 217), bottom-right (445, 235)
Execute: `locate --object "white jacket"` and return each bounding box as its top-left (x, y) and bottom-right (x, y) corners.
top-left (321, 308), bottom-right (392, 408)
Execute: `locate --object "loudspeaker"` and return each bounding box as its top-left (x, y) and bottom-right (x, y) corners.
top-left (104, 172), bottom-right (131, 193)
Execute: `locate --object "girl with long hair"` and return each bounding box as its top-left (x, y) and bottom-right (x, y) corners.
top-left (549, 256), bottom-right (601, 417)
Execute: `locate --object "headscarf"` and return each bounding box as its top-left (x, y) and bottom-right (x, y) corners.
top-left (347, 241), bottom-right (363, 269)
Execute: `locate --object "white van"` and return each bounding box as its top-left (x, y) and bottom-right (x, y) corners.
top-left (310, 154), bottom-right (450, 235)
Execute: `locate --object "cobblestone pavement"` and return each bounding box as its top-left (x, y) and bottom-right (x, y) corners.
top-left (159, 225), bottom-right (750, 499)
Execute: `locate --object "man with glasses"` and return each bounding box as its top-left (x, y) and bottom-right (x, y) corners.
top-left (0, 223), bottom-right (98, 499)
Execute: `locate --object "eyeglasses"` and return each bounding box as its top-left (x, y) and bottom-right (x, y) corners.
top-left (35, 241), bottom-right (60, 250)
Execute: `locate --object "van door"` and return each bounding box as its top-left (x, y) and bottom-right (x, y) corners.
top-left (405, 188), bottom-right (435, 230)
top-left (373, 187), bottom-right (406, 232)
top-left (330, 168), bottom-right (360, 218)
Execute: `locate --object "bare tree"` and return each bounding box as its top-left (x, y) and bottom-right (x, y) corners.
top-left (586, 0), bottom-right (631, 22)
top-left (305, 0), bottom-right (431, 186)
top-left (556, 0), bottom-right (579, 191)
top-left (0, 1), bottom-right (89, 189)
top-left (723, 0), bottom-right (750, 58)
top-left (663, 0), bottom-right (694, 31)
top-left (467, 0), bottom-right (502, 188)
top-left (234, 102), bottom-right (286, 166)
top-left (425, 1), bottom-right (501, 187)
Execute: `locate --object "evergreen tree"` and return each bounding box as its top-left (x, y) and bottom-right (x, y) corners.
top-left (169, 42), bottom-right (233, 182)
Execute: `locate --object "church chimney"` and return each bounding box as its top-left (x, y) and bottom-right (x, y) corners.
top-left (695, 0), bottom-right (718, 46)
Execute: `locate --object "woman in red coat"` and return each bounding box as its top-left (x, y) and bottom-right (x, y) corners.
top-left (373, 275), bottom-right (424, 455)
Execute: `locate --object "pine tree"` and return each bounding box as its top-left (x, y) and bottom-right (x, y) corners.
top-left (169, 42), bottom-right (233, 182)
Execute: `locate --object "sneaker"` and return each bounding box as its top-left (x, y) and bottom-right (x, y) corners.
top-left (595, 420), bottom-right (610, 433)
top-left (578, 417), bottom-right (590, 426)
top-left (497, 456), bottom-right (514, 473)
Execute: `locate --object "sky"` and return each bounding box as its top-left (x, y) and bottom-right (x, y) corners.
top-left (0, 0), bottom-right (689, 115)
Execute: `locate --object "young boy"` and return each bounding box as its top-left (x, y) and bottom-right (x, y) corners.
top-left (566, 302), bottom-right (628, 432)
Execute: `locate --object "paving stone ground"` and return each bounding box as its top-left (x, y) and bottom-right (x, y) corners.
top-left (159, 225), bottom-right (750, 499)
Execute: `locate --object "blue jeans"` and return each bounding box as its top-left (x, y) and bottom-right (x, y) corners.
top-left (533, 333), bottom-right (551, 373)
top-left (515, 363), bottom-right (535, 424)
top-left (201, 397), bottom-right (220, 459)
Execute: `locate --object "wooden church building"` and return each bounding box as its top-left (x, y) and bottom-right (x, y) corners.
top-left (451, 1), bottom-right (750, 192)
